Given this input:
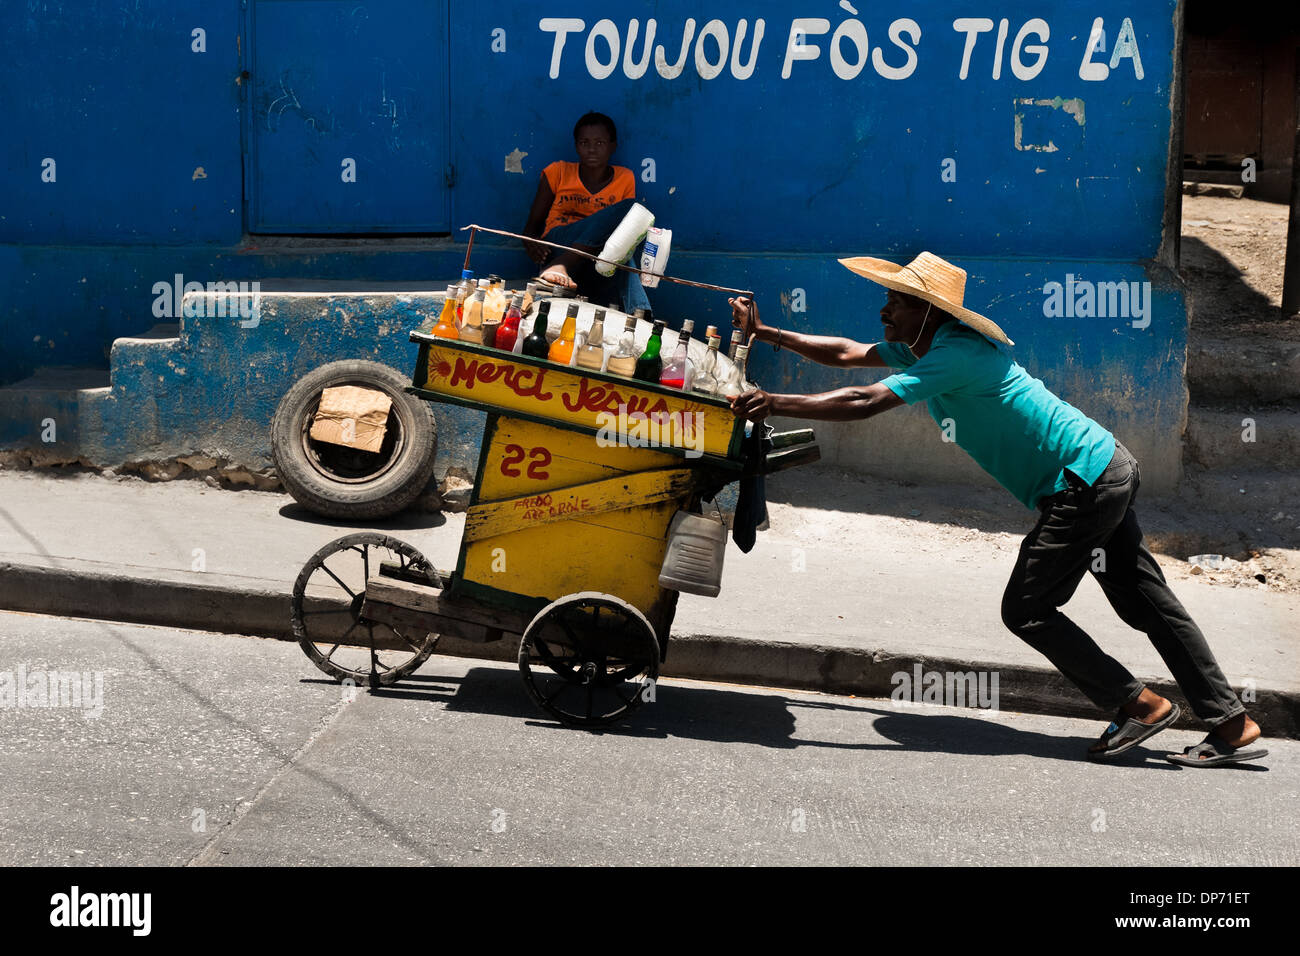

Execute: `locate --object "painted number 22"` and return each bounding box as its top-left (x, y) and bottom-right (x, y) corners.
top-left (500, 444), bottom-right (551, 480)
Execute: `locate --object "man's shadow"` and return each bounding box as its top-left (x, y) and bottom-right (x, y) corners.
top-left (330, 666), bottom-right (1255, 769)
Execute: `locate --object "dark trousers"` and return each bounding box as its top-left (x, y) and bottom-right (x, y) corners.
top-left (1000, 441), bottom-right (1245, 727)
top-left (544, 198), bottom-right (652, 315)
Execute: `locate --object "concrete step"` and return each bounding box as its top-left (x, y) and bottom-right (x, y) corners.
top-left (1187, 335), bottom-right (1300, 404)
top-left (0, 366), bottom-right (112, 458)
top-left (114, 322), bottom-right (181, 342)
top-left (1183, 403), bottom-right (1300, 471)
top-left (0, 366), bottom-right (111, 392)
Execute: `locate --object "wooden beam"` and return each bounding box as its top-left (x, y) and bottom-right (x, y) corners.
top-left (362, 575), bottom-right (533, 636)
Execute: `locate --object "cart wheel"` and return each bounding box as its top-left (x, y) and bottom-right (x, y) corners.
top-left (518, 592), bottom-right (660, 727)
top-left (292, 533), bottom-right (441, 688)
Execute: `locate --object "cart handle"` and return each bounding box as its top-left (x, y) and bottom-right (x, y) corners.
top-left (459, 224), bottom-right (756, 298)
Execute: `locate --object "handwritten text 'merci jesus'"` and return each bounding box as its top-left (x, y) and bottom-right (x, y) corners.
top-left (443, 355), bottom-right (677, 418)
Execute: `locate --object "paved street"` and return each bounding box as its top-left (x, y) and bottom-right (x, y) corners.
top-left (1, 610), bottom-right (1294, 867)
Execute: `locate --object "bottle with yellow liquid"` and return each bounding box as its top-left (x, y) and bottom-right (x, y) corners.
top-left (605, 315), bottom-right (639, 378)
top-left (453, 269), bottom-right (474, 322)
top-left (431, 286), bottom-right (460, 339)
top-left (549, 303), bottom-right (579, 365)
top-left (575, 311), bottom-right (606, 371)
top-left (458, 289), bottom-right (487, 344)
top-left (484, 278), bottom-right (508, 324)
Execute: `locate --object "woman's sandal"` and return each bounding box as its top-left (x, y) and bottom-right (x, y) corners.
top-left (1165, 735), bottom-right (1268, 767)
top-left (1086, 702), bottom-right (1181, 760)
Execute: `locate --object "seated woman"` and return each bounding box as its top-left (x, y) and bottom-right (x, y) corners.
top-left (522, 111), bottom-right (652, 315)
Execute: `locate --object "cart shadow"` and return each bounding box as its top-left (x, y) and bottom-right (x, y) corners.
top-left (277, 502), bottom-right (448, 530)
top-left (347, 668), bottom-right (1195, 767)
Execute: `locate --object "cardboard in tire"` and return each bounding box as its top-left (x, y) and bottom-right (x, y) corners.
top-left (271, 360), bottom-right (438, 519)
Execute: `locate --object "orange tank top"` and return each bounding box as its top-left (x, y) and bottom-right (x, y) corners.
top-left (542, 162), bottom-right (635, 236)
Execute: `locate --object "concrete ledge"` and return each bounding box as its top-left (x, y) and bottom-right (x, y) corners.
top-left (2, 555), bottom-right (1295, 740)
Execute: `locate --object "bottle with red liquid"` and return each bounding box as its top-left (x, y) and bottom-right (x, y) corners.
top-left (494, 294), bottom-right (525, 352)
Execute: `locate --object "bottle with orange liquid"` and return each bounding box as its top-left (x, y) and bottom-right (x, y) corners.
top-left (548, 303), bottom-right (579, 365)
top-left (431, 286), bottom-right (460, 339)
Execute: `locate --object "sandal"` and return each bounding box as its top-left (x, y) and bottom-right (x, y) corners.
top-left (1086, 701), bottom-right (1181, 760)
top-left (539, 267), bottom-right (576, 290)
top-left (1165, 735), bottom-right (1268, 767)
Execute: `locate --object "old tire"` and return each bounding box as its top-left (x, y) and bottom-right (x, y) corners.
top-left (271, 360), bottom-right (437, 520)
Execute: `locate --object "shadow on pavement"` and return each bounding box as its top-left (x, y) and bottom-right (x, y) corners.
top-left (277, 502), bottom-right (448, 530)
top-left (326, 666), bottom-right (1249, 770)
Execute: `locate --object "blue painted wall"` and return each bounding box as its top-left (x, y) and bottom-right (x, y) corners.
top-left (0, 1), bottom-right (1188, 492)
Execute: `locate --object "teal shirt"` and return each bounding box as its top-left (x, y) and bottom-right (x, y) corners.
top-left (876, 322), bottom-right (1116, 510)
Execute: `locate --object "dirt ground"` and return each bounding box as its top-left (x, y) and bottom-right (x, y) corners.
top-left (1181, 192), bottom-right (1300, 335)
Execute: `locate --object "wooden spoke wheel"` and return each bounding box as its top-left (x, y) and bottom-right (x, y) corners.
top-left (292, 533), bottom-right (441, 688)
top-left (518, 592), bottom-right (660, 727)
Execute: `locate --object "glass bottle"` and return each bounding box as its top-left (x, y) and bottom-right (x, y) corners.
top-left (634, 320), bottom-right (666, 383)
top-left (727, 328), bottom-right (744, 360)
top-left (454, 269), bottom-right (474, 322)
top-left (718, 344), bottom-right (752, 399)
top-left (576, 312), bottom-right (606, 371)
top-left (600, 309), bottom-right (623, 367)
top-left (495, 294), bottom-right (525, 353)
top-left (605, 315), bottom-right (639, 378)
top-left (659, 319), bottom-right (694, 389)
top-left (520, 281), bottom-right (539, 316)
top-left (549, 304), bottom-right (580, 364)
top-left (691, 334), bottom-right (722, 396)
top-left (484, 278), bottom-right (508, 325)
top-left (431, 286), bottom-right (460, 339)
top-left (521, 301), bottom-right (551, 359)
top-left (458, 289), bottom-right (487, 344)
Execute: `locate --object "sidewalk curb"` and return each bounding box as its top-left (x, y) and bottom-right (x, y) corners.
top-left (3, 558), bottom-right (1296, 740)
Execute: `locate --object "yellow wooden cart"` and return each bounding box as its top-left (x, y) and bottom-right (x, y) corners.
top-left (289, 313), bottom-right (819, 726)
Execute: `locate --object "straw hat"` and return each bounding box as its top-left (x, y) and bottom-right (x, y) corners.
top-left (837, 252), bottom-right (1014, 347)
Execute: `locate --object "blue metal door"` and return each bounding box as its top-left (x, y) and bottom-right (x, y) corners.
top-left (248, 0), bottom-right (449, 233)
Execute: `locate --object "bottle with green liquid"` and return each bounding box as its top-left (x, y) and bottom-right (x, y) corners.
top-left (521, 300), bottom-right (552, 359)
top-left (634, 320), bottom-right (666, 383)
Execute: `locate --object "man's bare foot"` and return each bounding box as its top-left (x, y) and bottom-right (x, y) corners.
top-left (540, 263), bottom-right (576, 289)
top-left (1087, 689), bottom-right (1173, 754)
top-left (1208, 713), bottom-right (1262, 750)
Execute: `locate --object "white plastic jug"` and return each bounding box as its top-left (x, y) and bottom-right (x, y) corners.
top-left (658, 509), bottom-right (727, 597)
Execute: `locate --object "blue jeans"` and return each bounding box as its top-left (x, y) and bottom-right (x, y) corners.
top-left (543, 198), bottom-right (652, 315)
top-left (1000, 440), bottom-right (1246, 727)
